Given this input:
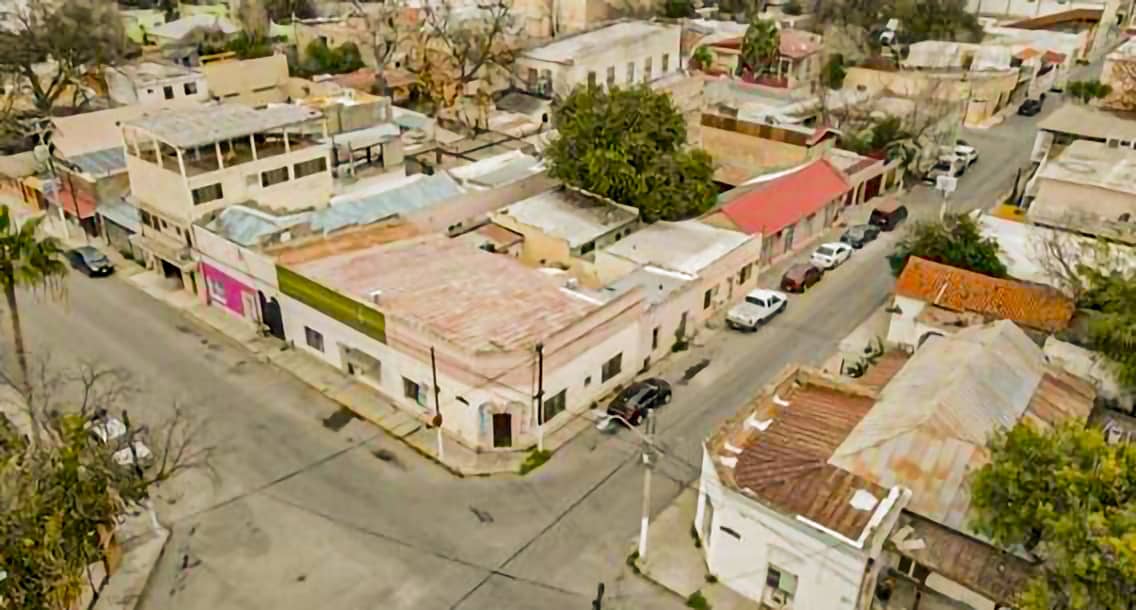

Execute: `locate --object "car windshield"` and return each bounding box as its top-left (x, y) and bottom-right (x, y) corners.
top-left (745, 295), bottom-right (767, 307)
top-left (932, 162), bottom-right (951, 171)
top-left (816, 246), bottom-right (835, 256)
top-left (80, 249), bottom-right (107, 265)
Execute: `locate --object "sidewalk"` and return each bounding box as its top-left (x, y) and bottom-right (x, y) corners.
top-left (92, 511), bottom-right (170, 610)
top-left (632, 488), bottom-right (754, 610)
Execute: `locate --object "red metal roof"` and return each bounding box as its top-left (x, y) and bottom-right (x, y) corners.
top-left (720, 160), bottom-right (851, 235)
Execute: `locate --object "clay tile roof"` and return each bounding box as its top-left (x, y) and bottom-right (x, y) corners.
top-left (720, 159), bottom-right (850, 235)
top-left (1014, 47), bottom-right (1042, 60)
top-left (779, 29), bottom-right (821, 60)
top-left (1042, 50), bottom-right (1067, 64)
top-left (895, 257), bottom-right (1074, 332)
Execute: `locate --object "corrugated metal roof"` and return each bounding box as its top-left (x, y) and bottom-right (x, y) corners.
top-left (310, 173), bottom-right (462, 234)
top-left (207, 205), bottom-right (311, 247)
top-left (97, 198), bottom-right (141, 232)
top-left (65, 147), bottom-right (127, 177)
top-left (125, 104), bottom-right (322, 148)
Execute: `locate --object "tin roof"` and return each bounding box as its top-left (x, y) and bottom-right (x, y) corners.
top-left (290, 236), bottom-right (600, 353)
top-left (312, 173), bottom-right (462, 233)
top-left (895, 257), bottom-right (1075, 332)
top-left (124, 104), bottom-right (322, 148)
top-left (64, 147), bottom-right (128, 178)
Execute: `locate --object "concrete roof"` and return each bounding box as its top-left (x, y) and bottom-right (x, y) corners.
top-left (496, 188), bottom-right (638, 248)
top-left (521, 21), bottom-right (677, 64)
top-left (111, 61), bottom-right (201, 85)
top-left (447, 150), bottom-right (544, 189)
top-left (314, 173), bottom-right (463, 233)
top-left (1038, 139), bottom-right (1136, 195)
top-left (124, 104), bottom-right (322, 149)
top-left (0, 151), bottom-right (40, 179)
top-left (291, 236), bottom-right (600, 353)
top-left (51, 105), bottom-right (161, 157)
top-left (1038, 103), bottom-right (1136, 141)
top-left (603, 266), bottom-right (690, 306)
top-left (207, 205), bottom-right (311, 247)
top-left (150, 14), bottom-right (240, 40)
top-left (904, 41), bottom-right (977, 69)
top-left (602, 221), bottom-right (750, 277)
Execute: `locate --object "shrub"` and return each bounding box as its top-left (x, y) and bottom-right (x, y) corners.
top-left (518, 448), bottom-right (552, 475)
top-left (686, 590), bottom-right (711, 610)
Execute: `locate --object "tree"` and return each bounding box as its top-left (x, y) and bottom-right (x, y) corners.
top-left (546, 85), bottom-right (717, 222)
top-left (1067, 79), bottom-right (1114, 104)
top-left (299, 40), bottom-right (365, 76)
top-left (691, 46), bottom-right (715, 71)
top-left (971, 423), bottom-right (1136, 610)
top-left (814, 0), bottom-right (981, 43)
top-left (741, 18), bottom-right (780, 77)
top-left (663, 0), bottom-right (695, 18)
top-left (0, 361), bottom-right (211, 610)
top-left (783, 0), bottom-right (804, 15)
top-left (820, 53), bottom-right (847, 89)
top-left (1078, 270), bottom-right (1136, 388)
top-left (412, 0), bottom-right (517, 112)
top-left (891, 213), bottom-right (1007, 277)
top-left (0, 206), bottom-right (68, 425)
top-left (264, 0), bottom-right (317, 22)
top-left (0, 0), bottom-right (128, 117)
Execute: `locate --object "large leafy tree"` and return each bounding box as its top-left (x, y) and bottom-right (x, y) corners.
top-left (1067, 79), bottom-right (1114, 104)
top-left (546, 85), bottom-right (717, 222)
top-left (0, 0), bottom-right (128, 116)
top-left (815, 0), bottom-right (981, 43)
top-left (741, 18), bottom-right (780, 77)
top-left (0, 206), bottom-right (68, 408)
top-left (971, 423), bottom-right (1136, 610)
top-left (1078, 269), bottom-right (1136, 388)
top-left (891, 213), bottom-right (1007, 277)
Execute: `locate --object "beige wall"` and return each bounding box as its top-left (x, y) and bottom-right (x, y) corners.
top-left (202, 54), bottom-right (290, 106)
top-left (1031, 178), bottom-right (1136, 227)
top-left (702, 126), bottom-right (816, 175)
top-left (408, 173), bottom-right (559, 234)
top-left (126, 154), bottom-right (193, 224)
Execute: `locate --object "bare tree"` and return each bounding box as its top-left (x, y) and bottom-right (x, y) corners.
top-left (349, 0), bottom-right (415, 88)
top-left (1030, 223), bottom-right (1123, 301)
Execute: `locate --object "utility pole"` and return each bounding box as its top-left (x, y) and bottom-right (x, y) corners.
top-left (591, 582), bottom-right (604, 610)
top-left (638, 408), bottom-right (657, 561)
top-left (430, 347), bottom-right (444, 462)
top-left (535, 342), bottom-right (544, 453)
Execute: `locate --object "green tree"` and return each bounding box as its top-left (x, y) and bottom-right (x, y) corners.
top-left (691, 46), bottom-right (715, 71)
top-left (971, 423), bottom-right (1136, 610)
top-left (1078, 270), bottom-right (1136, 387)
top-left (820, 53), bottom-right (847, 89)
top-left (1067, 79), bottom-right (1114, 104)
top-left (891, 213), bottom-right (1007, 277)
top-left (546, 86), bottom-right (717, 223)
top-left (0, 206), bottom-right (67, 404)
top-left (300, 39), bottom-right (365, 75)
top-left (662, 0), bottom-right (694, 18)
top-left (741, 18), bottom-right (780, 77)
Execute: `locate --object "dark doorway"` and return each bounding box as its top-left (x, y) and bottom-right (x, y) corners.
top-left (864, 175), bottom-right (882, 201)
top-left (492, 413), bottom-right (512, 448)
top-left (259, 292), bottom-right (286, 340)
top-left (159, 259), bottom-right (180, 279)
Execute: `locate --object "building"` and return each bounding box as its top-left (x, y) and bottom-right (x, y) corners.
top-left (147, 14), bottom-right (241, 49)
top-left (887, 257), bottom-right (1075, 350)
top-left (1027, 139), bottom-right (1136, 244)
top-left (200, 54), bottom-right (291, 107)
top-left (1102, 37), bottom-right (1136, 111)
top-left (597, 220), bottom-right (763, 367)
top-left (53, 148), bottom-right (130, 238)
top-left (842, 66), bottom-right (1010, 130)
top-left (490, 187), bottom-right (640, 285)
top-left (700, 113), bottom-right (841, 186)
top-left (121, 103), bottom-right (331, 292)
top-left (105, 62), bottom-right (210, 107)
top-left (515, 21), bottom-right (682, 99)
top-left (700, 29), bottom-right (823, 90)
top-left (1030, 102), bottom-right (1136, 162)
top-left (703, 159), bottom-right (851, 263)
top-left (698, 320), bottom-right (1095, 609)
top-left (276, 235), bottom-right (644, 451)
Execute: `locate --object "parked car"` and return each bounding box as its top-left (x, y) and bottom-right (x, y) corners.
top-left (954, 142), bottom-right (979, 166)
top-left (606, 378), bottom-right (672, 426)
top-left (869, 200), bottom-right (909, 231)
top-left (810, 242), bottom-right (853, 270)
top-left (780, 263), bottom-right (823, 293)
top-left (1018, 98), bottom-right (1043, 116)
top-left (66, 246), bottom-right (114, 277)
top-left (922, 160), bottom-right (965, 185)
top-left (840, 224), bottom-right (881, 248)
top-left (726, 289), bottom-right (787, 332)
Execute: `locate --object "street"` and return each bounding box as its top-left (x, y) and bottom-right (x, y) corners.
top-left (0, 103), bottom-right (1046, 610)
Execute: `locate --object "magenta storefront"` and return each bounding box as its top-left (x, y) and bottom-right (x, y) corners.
top-left (201, 261), bottom-right (257, 318)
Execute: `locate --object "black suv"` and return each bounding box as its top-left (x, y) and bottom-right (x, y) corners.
top-left (606, 378), bottom-right (672, 426)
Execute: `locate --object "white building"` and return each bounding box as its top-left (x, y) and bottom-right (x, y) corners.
top-left (515, 21), bottom-right (682, 98)
top-left (1027, 139), bottom-right (1136, 244)
top-left (105, 62), bottom-right (211, 107)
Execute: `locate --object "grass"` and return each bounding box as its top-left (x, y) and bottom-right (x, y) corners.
top-left (686, 590), bottom-right (711, 610)
top-left (518, 448), bottom-right (552, 475)
top-left (626, 550), bottom-right (640, 574)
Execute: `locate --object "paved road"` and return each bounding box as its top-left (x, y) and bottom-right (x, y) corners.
top-left (0, 106), bottom-right (1046, 610)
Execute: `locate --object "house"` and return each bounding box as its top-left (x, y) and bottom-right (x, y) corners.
top-left (105, 62), bottom-right (210, 107)
top-left (699, 29), bottom-right (823, 90)
top-left (120, 103), bottom-right (331, 293)
top-left (276, 235), bottom-right (645, 451)
top-left (887, 257), bottom-right (1075, 350)
top-left (1030, 102), bottom-right (1136, 162)
top-left (698, 320), bottom-right (1095, 609)
top-left (700, 113), bottom-right (841, 186)
top-left (53, 148), bottom-right (131, 238)
top-left (200, 54), bottom-right (291, 107)
top-left (515, 21), bottom-right (682, 99)
top-left (596, 221), bottom-right (763, 368)
top-left (1027, 139), bottom-right (1136, 244)
top-left (0, 152), bottom-right (44, 210)
top-left (841, 65), bottom-right (1011, 130)
top-left (703, 159), bottom-right (851, 263)
top-left (490, 187), bottom-right (640, 285)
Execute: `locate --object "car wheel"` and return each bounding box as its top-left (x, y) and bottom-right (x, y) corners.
top-left (663, 392), bottom-right (672, 404)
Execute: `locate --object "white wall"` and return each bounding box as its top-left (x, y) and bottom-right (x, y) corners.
top-left (186, 146), bottom-right (333, 220)
top-left (107, 71), bottom-right (210, 107)
top-left (517, 26), bottom-right (682, 98)
top-left (695, 448), bottom-right (872, 609)
top-left (886, 295), bottom-right (936, 350)
top-left (192, 224), bottom-right (280, 292)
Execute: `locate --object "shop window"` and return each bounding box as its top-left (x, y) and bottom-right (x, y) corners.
top-left (191, 183), bottom-right (223, 205)
top-left (293, 157), bottom-right (328, 179)
top-left (261, 166), bottom-right (289, 187)
top-left (304, 326), bottom-right (324, 352)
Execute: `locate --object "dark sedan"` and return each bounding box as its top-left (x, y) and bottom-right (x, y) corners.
top-left (1018, 98), bottom-right (1043, 116)
top-left (66, 246), bottom-right (115, 277)
top-left (840, 224), bottom-right (881, 249)
top-left (606, 378), bottom-right (672, 426)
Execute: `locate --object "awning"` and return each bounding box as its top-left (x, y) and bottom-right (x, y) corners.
top-left (97, 198), bottom-right (141, 233)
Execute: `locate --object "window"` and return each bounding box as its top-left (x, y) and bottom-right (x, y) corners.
top-left (402, 377), bottom-right (425, 406)
top-left (140, 210), bottom-right (153, 228)
top-left (626, 61), bottom-right (635, 83)
top-left (261, 166), bottom-right (289, 187)
top-left (184, 81), bottom-right (198, 96)
top-left (304, 326), bottom-right (324, 352)
top-left (601, 353), bottom-right (622, 383)
top-left (703, 288), bottom-right (713, 309)
top-left (606, 66), bottom-right (615, 87)
top-left (662, 53), bottom-right (670, 73)
top-left (527, 67), bottom-right (538, 85)
top-left (584, 375), bottom-right (591, 386)
top-left (191, 183), bottom-right (223, 205)
top-left (579, 241), bottom-right (595, 255)
top-left (246, 173), bottom-right (259, 188)
top-left (163, 85), bottom-right (174, 100)
top-left (293, 157), bottom-right (327, 179)
top-left (587, 71), bottom-right (597, 87)
top-left (542, 389), bottom-right (566, 423)
top-left (206, 277), bottom-right (226, 301)
top-left (652, 326), bottom-right (660, 350)
top-left (738, 263), bottom-right (752, 284)
top-left (765, 565), bottom-right (798, 598)
top-left (644, 57), bottom-right (652, 82)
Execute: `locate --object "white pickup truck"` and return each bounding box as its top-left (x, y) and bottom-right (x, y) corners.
top-left (727, 289), bottom-right (788, 332)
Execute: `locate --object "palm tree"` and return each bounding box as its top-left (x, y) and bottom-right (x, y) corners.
top-left (741, 18), bottom-right (780, 78)
top-left (0, 205), bottom-right (68, 399)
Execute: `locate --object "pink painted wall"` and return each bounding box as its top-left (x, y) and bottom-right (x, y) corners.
top-left (201, 261), bottom-right (254, 316)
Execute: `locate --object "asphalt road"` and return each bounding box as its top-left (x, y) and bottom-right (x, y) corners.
top-left (0, 104), bottom-right (1048, 610)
